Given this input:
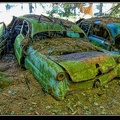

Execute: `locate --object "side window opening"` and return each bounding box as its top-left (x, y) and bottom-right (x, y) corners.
top-left (92, 24), bottom-right (100, 36)
top-left (79, 33), bottom-right (85, 38)
top-left (33, 31), bottom-right (64, 42)
top-left (92, 24), bottom-right (110, 41)
top-left (115, 35), bottom-right (120, 49)
top-left (21, 21), bottom-right (29, 37)
top-left (79, 22), bottom-right (89, 34)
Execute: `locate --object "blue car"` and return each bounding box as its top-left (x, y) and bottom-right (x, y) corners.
top-left (76, 17), bottom-right (120, 54)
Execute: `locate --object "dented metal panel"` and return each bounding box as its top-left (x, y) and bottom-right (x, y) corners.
top-left (14, 34), bottom-right (24, 65)
top-left (24, 46), bottom-right (70, 100)
top-left (50, 52), bottom-right (116, 82)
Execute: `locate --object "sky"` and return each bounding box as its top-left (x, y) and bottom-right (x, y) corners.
top-left (0, 3), bottom-right (113, 24)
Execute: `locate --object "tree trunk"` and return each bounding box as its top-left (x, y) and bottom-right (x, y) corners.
top-left (99, 3), bottom-right (103, 16)
top-left (35, 3), bottom-right (37, 9)
top-left (21, 3), bottom-right (23, 10)
top-left (29, 3), bottom-right (33, 13)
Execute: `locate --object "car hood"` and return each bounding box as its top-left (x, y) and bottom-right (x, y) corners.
top-left (49, 52), bottom-right (116, 82)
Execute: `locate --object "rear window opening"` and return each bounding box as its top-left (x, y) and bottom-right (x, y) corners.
top-left (115, 36), bottom-right (120, 49)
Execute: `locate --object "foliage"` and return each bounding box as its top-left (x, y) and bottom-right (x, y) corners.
top-left (108, 3), bottom-right (120, 17)
top-left (39, 3), bottom-right (120, 18)
top-left (40, 3), bottom-right (81, 17)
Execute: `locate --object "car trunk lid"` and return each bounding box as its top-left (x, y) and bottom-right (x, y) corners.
top-left (49, 52), bottom-right (116, 82)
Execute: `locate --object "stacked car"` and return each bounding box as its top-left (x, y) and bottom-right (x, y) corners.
top-left (0, 14), bottom-right (120, 100)
top-left (76, 17), bottom-right (120, 54)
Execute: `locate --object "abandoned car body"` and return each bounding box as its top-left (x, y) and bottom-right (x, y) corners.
top-left (0, 14), bottom-right (120, 100)
top-left (76, 17), bottom-right (120, 54)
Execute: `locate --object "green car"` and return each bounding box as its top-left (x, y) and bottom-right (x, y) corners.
top-left (0, 14), bottom-right (120, 100)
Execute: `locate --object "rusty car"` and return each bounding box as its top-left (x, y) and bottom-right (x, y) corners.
top-left (0, 14), bottom-right (120, 100)
top-left (76, 17), bottom-right (120, 54)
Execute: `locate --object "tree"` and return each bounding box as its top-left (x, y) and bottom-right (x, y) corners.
top-left (35, 3), bottom-right (37, 9)
top-left (29, 3), bottom-right (34, 13)
top-left (21, 3), bottom-right (23, 10)
top-left (5, 4), bottom-right (11, 12)
top-left (108, 3), bottom-right (120, 17)
top-left (96, 3), bottom-right (103, 16)
top-left (99, 3), bottom-right (103, 16)
top-left (41, 3), bottom-right (95, 18)
top-left (43, 3), bottom-right (81, 17)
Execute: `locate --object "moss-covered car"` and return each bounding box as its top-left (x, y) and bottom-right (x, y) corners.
top-left (76, 17), bottom-right (120, 54)
top-left (0, 14), bottom-right (120, 100)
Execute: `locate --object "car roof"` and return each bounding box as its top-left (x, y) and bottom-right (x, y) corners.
top-left (106, 23), bottom-right (120, 38)
top-left (92, 17), bottom-right (120, 38)
top-left (22, 14), bottom-right (75, 28)
top-left (19, 14), bottom-right (87, 38)
top-left (79, 17), bottom-right (120, 38)
top-left (80, 17), bottom-right (120, 26)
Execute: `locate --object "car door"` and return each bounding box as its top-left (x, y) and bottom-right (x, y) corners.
top-left (14, 20), bottom-right (29, 65)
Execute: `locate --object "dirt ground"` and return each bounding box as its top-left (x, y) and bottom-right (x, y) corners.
top-left (0, 53), bottom-right (120, 116)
